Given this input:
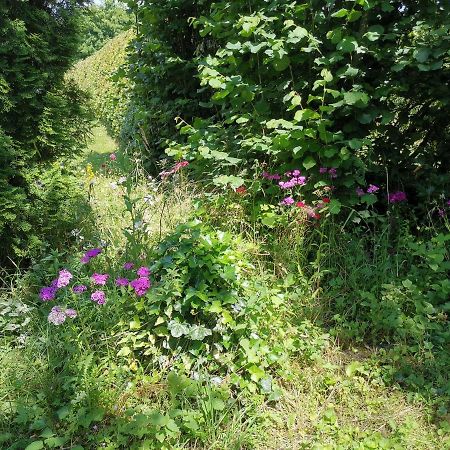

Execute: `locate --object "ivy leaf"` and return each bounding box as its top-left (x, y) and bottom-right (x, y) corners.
top-left (168, 321), bottom-right (190, 338)
top-left (189, 325), bottom-right (212, 341)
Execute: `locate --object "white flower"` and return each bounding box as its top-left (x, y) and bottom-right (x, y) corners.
top-left (110, 182), bottom-right (118, 190)
top-left (118, 176), bottom-right (127, 184)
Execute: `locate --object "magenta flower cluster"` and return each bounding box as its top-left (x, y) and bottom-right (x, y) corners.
top-left (91, 290), bottom-right (106, 305)
top-left (356, 184), bottom-right (380, 197)
top-left (130, 276), bottom-right (151, 297)
top-left (81, 247), bottom-right (102, 264)
top-left (39, 268), bottom-right (74, 301)
top-left (388, 191), bottom-right (407, 203)
top-left (91, 273), bottom-right (109, 285)
top-left (320, 167), bottom-right (337, 178)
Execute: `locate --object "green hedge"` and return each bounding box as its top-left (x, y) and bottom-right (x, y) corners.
top-left (69, 29), bottom-right (134, 140)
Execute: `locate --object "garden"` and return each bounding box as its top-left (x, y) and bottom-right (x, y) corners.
top-left (0, 1), bottom-right (449, 449)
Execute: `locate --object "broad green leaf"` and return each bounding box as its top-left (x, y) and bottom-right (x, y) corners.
top-left (331, 8), bottom-right (348, 18)
top-left (348, 10), bottom-right (362, 22)
top-left (294, 109), bottom-right (320, 121)
top-left (303, 156), bottom-right (316, 170)
top-left (328, 199), bottom-right (342, 214)
top-left (25, 442), bottom-right (44, 450)
top-left (343, 91), bottom-right (369, 106)
top-left (273, 55), bottom-right (290, 72)
top-left (337, 36), bottom-right (358, 53)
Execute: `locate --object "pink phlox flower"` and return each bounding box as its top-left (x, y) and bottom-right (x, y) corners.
top-left (366, 184), bottom-right (379, 194)
top-left (356, 187), bottom-right (365, 197)
top-left (328, 168), bottom-right (337, 178)
top-left (91, 290), bottom-right (106, 305)
top-left (48, 306), bottom-right (66, 325)
top-left (110, 153), bottom-right (117, 161)
top-left (130, 277), bottom-right (151, 297)
top-left (73, 284), bottom-right (87, 294)
top-left (280, 196), bottom-right (295, 206)
top-left (40, 286), bottom-right (57, 301)
top-left (262, 171), bottom-right (281, 181)
top-left (388, 191), bottom-right (407, 203)
top-left (319, 167), bottom-right (328, 174)
top-left (292, 169), bottom-right (301, 177)
top-left (446, 200), bottom-right (450, 206)
top-left (123, 262), bottom-right (134, 270)
top-left (137, 266), bottom-right (151, 277)
top-left (65, 308), bottom-right (77, 318)
top-left (56, 269), bottom-right (72, 288)
top-left (91, 273), bottom-right (109, 285)
top-left (438, 209), bottom-right (445, 218)
top-left (115, 277), bottom-right (129, 287)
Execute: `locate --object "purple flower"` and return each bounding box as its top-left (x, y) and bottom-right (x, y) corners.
top-left (438, 209), bottom-right (446, 218)
top-left (65, 308), bottom-right (77, 318)
top-left (328, 168), bottom-right (337, 179)
top-left (86, 248), bottom-right (102, 258)
top-left (91, 290), bottom-right (106, 305)
top-left (73, 284), bottom-right (87, 294)
top-left (56, 269), bottom-right (72, 288)
top-left (280, 196), bottom-right (295, 206)
top-left (366, 184), bottom-right (379, 194)
top-left (81, 248), bottom-right (102, 264)
top-left (130, 277), bottom-right (151, 297)
top-left (388, 191), bottom-right (407, 203)
top-left (48, 306), bottom-right (66, 325)
top-left (292, 169), bottom-right (301, 177)
top-left (115, 277), bottom-right (129, 287)
top-left (40, 286), bottom-right (57, 301)
top-left (123, 262), bottom-right (134, 270)
top-left (319, 167), bottom-right (328, 174)
top-left (137, 266), bottom-right (151, 277)
top-left (356, 187), bottom-right (365, 197)
top-left (91, 273), bottom-right (109, 285)
top-left (447, 200), bottom-right (450, 206)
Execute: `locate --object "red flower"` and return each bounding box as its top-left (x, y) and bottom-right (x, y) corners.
top-left (296, 201), bottom-right (306, 208)
top-left (314, 213), bottom-right (321, 220)
top-left (322, 197), bottom-right (330, 203)
top-left (236, 185), bottom-right (247, 195)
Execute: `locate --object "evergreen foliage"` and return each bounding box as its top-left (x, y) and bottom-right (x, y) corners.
top-left (0, 0), bottom-right (92, 266)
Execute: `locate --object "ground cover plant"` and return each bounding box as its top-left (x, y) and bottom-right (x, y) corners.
top-left (1, 0), bottom-right (450, 449)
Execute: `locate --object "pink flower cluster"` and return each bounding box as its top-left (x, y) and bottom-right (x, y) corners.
top-left (320, 167), bottom-right (337, 178)
top-left (356, 184), bottom-right (380, 196)
top-left (388, 191), bottom-right (407, 203)
top-left (48, 306), bottom-right (77, 326)
top-left (160, 160), bottom-right (189, 179)
top-left (39, 269), bottom-right (74, 301)
top-left (91, 290), bottom-right (106, 305)
top-left (130, 276), bottom-right (151, 297)
top-left (91, 273), bottom-right (109, 285)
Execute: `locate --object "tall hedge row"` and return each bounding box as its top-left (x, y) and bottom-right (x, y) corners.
top-left (0, 1), bottom-right (91, 266)
top-left (125, 0), bottom-right (449, 204)
top-left (69, 29), bottom-right (134, 140)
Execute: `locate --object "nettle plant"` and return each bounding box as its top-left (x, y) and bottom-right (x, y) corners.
top-left (117, 220), bottom-right (292, 393)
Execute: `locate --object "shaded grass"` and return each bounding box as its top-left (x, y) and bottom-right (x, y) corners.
top-left (83, 124), bottom-right (118, 171)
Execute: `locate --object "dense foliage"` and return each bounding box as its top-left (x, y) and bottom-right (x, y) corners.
top-left (76, 0), bottom-right (132, 60)
top-left (69, 30), bottom-right (133, 139)
top-left (126, 0), bottom-right (449, 205)
top-left (0, 0), bottom-right (92, 266)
